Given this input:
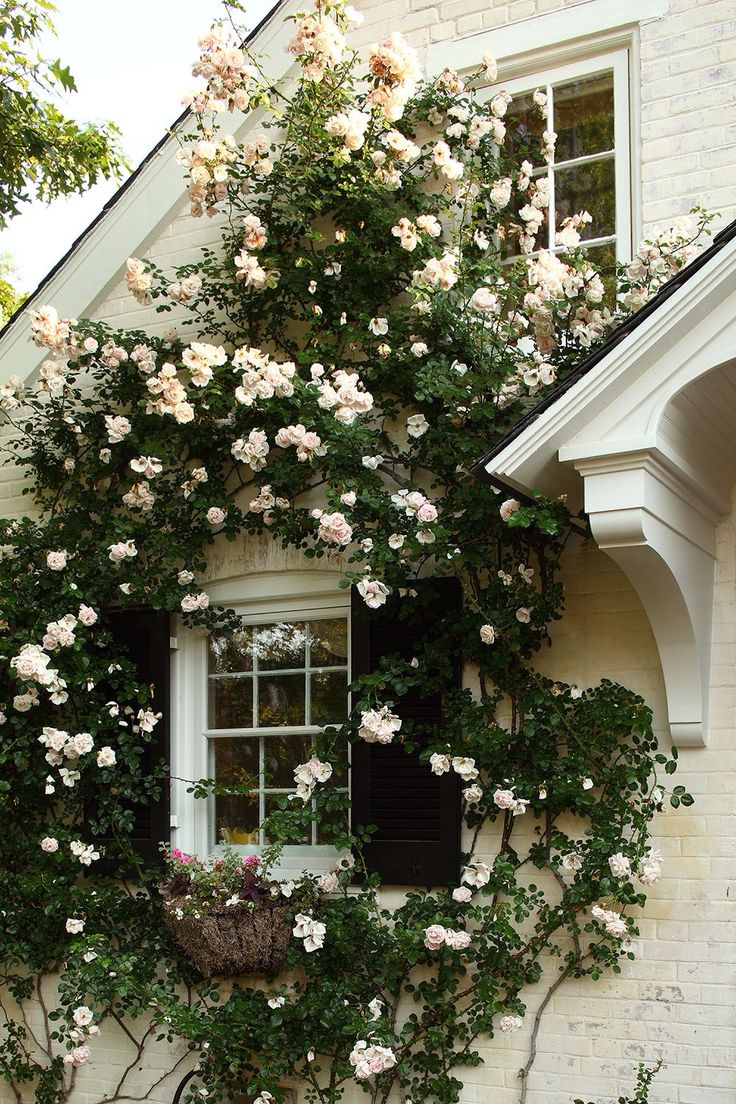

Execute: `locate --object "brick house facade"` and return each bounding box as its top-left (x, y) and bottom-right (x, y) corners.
top-left (0, 2), bottom-right (734, 1101)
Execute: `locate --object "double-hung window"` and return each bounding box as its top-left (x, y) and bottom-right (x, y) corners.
top-left (501, 50), bottom-right (632, 266)
top-left (172, 585), bottom-right (350, 874)
top-left (206, 615), bottom-right (349, 852)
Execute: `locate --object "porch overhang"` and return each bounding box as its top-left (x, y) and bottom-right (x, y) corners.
top-left (476, 222), bottom-right (736, 747)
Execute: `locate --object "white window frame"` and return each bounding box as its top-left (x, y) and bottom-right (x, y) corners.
top-left (171, 571), bottom-right (350, 877)
top-left (499, 49), bottom-right (633, 263)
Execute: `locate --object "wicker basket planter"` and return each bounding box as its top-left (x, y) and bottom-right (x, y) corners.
top-left (164, 899), bottom-right (293, 978)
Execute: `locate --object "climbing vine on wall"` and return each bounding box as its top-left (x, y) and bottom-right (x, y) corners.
top-left (0, 2), bottom-right (701, 1102)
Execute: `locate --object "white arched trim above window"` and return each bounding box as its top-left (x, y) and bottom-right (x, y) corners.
top-left (481, 228), bottom-right (736, 746)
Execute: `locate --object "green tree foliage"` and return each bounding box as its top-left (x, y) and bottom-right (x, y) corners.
top-left (0, 0), bottom-right (127, 226)
top-left (0, 254), bottom-right (24, 323)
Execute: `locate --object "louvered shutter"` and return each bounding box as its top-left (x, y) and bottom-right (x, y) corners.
top-left (100, 608), bottom-right (171, 869)
top-left (351, 579), bottom-right (462, 886)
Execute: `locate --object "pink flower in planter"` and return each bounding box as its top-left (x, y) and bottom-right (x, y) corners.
top-left (170, 848), bottom-right (193, 864)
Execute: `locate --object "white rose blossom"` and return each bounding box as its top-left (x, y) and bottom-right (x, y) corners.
top-left (608, 852), bottom-right (632, 879)
top-left (359, 706), bottom-right (401, 745)
top-left (108, 540), bottom-right (137, 563)
top-left (349, 1039), bottom-right (396, 1081)
top-left (361, 454), bottom-right (384, 471)
top-left (104, 415), bottom-right (131, 443)
top-left (72, 1005), bottom-right (94, 1027)
top-left (462, 861), bottom-right (491, 888)
top-left (638, 848), bottom-right (663, 885)
top-left (430, 752), bottom-right (451, 775)
top-left (63, 1045), bottom-right (91, 1068)
top-left (293, 913), bottom-right (326, 952)
top-left (452, 756), bottom-right (478, 781)
top-left (315, 510), bottom-right (352, 547)
top-left (70, 840), bottom-right (100, 866)
top-left (406, 413), bottom-right (429, 438)
top-left (181, 593), bottom-right (210, 613)
top-left (290, 757), bottom-right (333, 802)
top-left (46, 550), bottom-right (68, 571)
top-left (357, 578), bottom-right (390, 608)
top-left (591, 904), bottom-right (628, 938)
top-left (97, 746), bottom-right (117, 768)
top-left (499, 498), bottom-right (520, 521)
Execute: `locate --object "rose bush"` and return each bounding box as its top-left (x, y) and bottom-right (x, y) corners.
top-left (0, 1), bottom-right (701, 1101)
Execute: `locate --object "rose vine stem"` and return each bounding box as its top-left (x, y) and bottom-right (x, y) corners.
top-left (516, 869), bottom-right (588, 1102)
top-left (370, 895), bottom-right (590, 1104)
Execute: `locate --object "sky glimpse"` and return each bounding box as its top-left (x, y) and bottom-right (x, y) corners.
top-left (1, 0), bottom-right (274, 293)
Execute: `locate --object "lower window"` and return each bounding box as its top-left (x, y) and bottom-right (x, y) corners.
top-left (206, 616), bottom-right (349, 848)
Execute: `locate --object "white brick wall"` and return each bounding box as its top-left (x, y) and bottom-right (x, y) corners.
top-left (1, 1), bottom-right (735, 1100)
top-left (20, 519), bottom-right (734, 1104)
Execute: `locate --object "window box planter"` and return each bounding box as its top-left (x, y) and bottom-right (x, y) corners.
top-left (163, 898), bottom-right (292, 977)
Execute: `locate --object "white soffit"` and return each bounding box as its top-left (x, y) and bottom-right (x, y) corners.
top-left (482, 231), bottom-right (736, 748)
top-left (427, 0), bottom-right (669, 75)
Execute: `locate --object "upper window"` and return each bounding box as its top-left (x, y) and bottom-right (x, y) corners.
top-left (501, 50), bottom-right (632, 266)
top-left (205, 616), bottom-right (349, 849)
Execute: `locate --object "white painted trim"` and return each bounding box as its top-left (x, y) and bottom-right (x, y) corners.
top-left (627, 28), bottom-right (644, 251)
top-left (0, 0), bottom-right (302, 388)
top-left (204, 568), bottom-right (348, 614)
top-left (427, 0), bottom-right (669, 75)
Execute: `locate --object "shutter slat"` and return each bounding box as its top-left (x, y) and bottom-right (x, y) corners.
top-left (351, 579), bottom-right (461, 886)
top-left (95, 609), bottom-right (170, 871)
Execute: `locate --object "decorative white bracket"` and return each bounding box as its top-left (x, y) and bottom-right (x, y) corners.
top-left (481, 231), bottom-right (736, 749)
top-left (569, 449), bottom-right (717, 746)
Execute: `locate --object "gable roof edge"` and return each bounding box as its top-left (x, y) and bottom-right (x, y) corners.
top-left (0, 0), bottom-right (291, 382)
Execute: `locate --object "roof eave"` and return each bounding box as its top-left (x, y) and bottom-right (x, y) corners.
top-left (472, 217), bottom-right (736, 494)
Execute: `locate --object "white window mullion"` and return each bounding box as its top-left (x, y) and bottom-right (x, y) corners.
top-left (611, 48), bottom-right (632, 262)
top-left (554, 149), bottom-right (615, 171)
top-left (546, 80), bottom-right (555, 251)
top-left (258, 735), bottom-right (265, 846)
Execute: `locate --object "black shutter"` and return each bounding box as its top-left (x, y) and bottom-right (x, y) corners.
top-left (351, 579), bottom-right (462, 886)
top-left (100, 608), bottom-right (171, 869)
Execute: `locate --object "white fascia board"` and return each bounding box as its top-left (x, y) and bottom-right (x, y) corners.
top-left (484, 233), bottom-right (736, 500)
top-left (427, 0), bottom-right (669, 75)
top-left (0, 0), bottom-right (300, 387)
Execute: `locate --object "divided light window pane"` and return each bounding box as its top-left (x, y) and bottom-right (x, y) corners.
top-left (554, 74), bottom-right (614, 162)
top-left (552, 72), bottom-right (615, 249)
top-left (503, 68), bottom-right (618, 259)
top-left (206, 617), bottom-right (349, 848)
